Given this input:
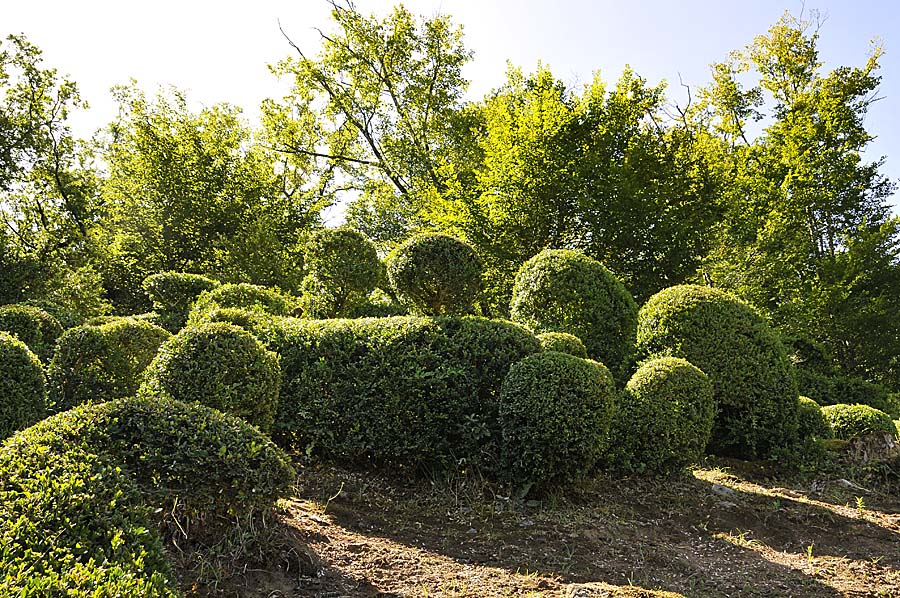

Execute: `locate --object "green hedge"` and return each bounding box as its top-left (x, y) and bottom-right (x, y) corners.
top-left (796, 396), bottom-right (832, 440)
top-left (535, 332), bottom-right (588, 358)
top-left (47, 319), bottom-right (171, 413)
top-left (821, 403), bottom-right (898, 440)
top-left (796, 369), bottom-right (899, 418)
top-left (0, 332), bottom-right (46, 439)
top-left (510, 249), bottom-right (638, 381)
top-left (188, 283), bottom-right (295, 326)
top-left (499, 351), bottom-right (615, 489)
top-left (0, 396), bottom-right (295, 595)
top-left (299, 228), bottom-right (381, 318)
top-left (606, 357), bottom-right (716, 474)
top-left (142, 271), bottom-right (220, 332)
top-left (140, 323), bottom-right (280, 431)
top-left (637, 285), bottom-right (799, 459)
top-left (0, 303), bottom-right (63, 362)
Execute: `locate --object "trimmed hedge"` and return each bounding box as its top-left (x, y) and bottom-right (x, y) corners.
top-left (299, 228), bottom-right (381, 318)
top-left (142, 271), bottom-right (220, 332)
top-left (821, 404), bottom-right (898, 440)
top-left (499, 351), bottom-right (615, 489)
top-left (387, 233), bottom-right (483, 316)
top-left (0, 396), bottom-right (295, 595)
top-left (510, 249), bottom-right (638, 381)
top-left (796, 369), bottom-right (899, 418)
top-left (0, 332), bottom-right (46, 439)
top-left (637, 285), bottom-right (799, 459)
top-left (797, 396), bottom-right (832, 440)
top-left (47, 319), bottom-right (171, 413)
top-left (140, 323), bottom-right (280, 431)
top-left (188, 283), bottom-right (295, 326)
top-left (607, 357), bottom-right (715, 474)
top-left (0, 303), bottom-right (63, 362)
top-left (536, 332), bottom-right (588, 358)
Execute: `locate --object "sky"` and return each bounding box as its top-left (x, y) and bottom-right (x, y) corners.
top-left (5, 0), bottom-right (899, 206)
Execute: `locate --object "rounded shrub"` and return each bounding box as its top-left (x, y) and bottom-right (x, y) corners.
top-left (796, 396), bottom-right (832, 440)
top-left (796, 369), bottom-right (899, 418)
top-left (0, 332), bottom-right (46, 439)
top-left (637, 285), bottom-right (799, 459)
top-left (299, 227), bottom-right (381, 318)
top-left (510, 249), bottom-right (638, 381)
top-left (607, 357), bottom-right (715, 474)
top-left (0, 303), bottom-right (63, 361)
top-left (499, 351), bottom-right (615, 489)
top-left (386, 233), bottom-right (483, 316)
top-left (142, 271), bottom-right (220, 331)
top-left (47, 318), bottom-right (171, 413)
top-left (188, 282), bottom-right (295, 326)
top-left (821, 403), bottom-right (898, 440)
top-left (536, 331), bottom-right (588, 358)
top-left (140, 322), bottom-right (280, 431)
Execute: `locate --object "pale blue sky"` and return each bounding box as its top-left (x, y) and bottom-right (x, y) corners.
top-left (6, 0), bottom-right (899, 204)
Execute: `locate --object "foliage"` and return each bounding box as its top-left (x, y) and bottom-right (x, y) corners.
top-left (0, 303), bottom-right (63, 361)
top-left (796, 369), bottom-right (899, 418)
top-left (535, 332), bottom-right (588, 359)
top-left (510, 249), bottom-right (637, 381)
top-left (140, 323), bottom-right (280, 431)
top-left (142, 271), bottom-right (221, 332)
top-left (637, 285), bottom-right (799, 458)
top-left (820, 403), bottom-right (898, 441)
top-left (298, 227), bottom-right (380, 318)
top-left (188, 282), bottom-right (296, 326)
top-left (386, 233), bottom-right (483, 315)
top-left (47, 318), bottom-right (171, 412)
top-left (498, 351), bottom-right (615, 490)
top-left (348, 288), bottom-right (409, 318)
top-left (200, 307), bottom-right (277, 333)
top-left (0, 332), bottom-right (46, 439)
top-left (796, 396), bottom-right (832, 440)
top-left (606, 357), bottom-right (716, 474)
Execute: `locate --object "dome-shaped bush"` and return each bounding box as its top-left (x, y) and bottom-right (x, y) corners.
top-left (142, 271), bottom-right (220, 331)
top-left (637, 285), bottom-right (798, 459)
top-left (0, 331), bottom-right (46, 438)
top-left (821, 403), bottom-right (897, 440)
top-left (188, 282), bottom-right (295, 326)
top-left (607, 357), bottom-right (715, 474)
top-left (140, 322), bottom-right (280, 431)
top-left (510, 249), bottom-right (637, 381)
top-left (299, 227), bottom-right (381, 318)
top-left (47, 319), bottom-right (171, 413)
top-left (0, 303), bottom-right (63, 361)
top-left (535, 332), bottom-right (588, 358)
top-left (797, 396), bottom-right (832, 440)
top-left (499, 351), bottom-right (615, 490)
top-left (387, 233), bottom-right (483, 316)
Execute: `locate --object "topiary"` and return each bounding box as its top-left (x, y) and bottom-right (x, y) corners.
top-left (796, 369), bottom-right (899, 418)
top-left (348, 288), bottom-right (409, 318)
top-left (47, 318), bottom-right (171, 413)
top-left (187, 282), bottom-right (295, 326)
top-left (606, 357), bottom-right (715, 474)
top-left (821, 403), bottom-right (898, 441)
top-left (637, 285), bottom-right (799, 459)
top-left (510, 249), bottom-right (638, 382)
top-left (140, 322), bottom-right (280, 431)
top-left (0, 303), bottom-right (64, 361)
top-left (535, 331), bottom-right (588, 358)
top-left (298, 227), bottom-right (381, 318)
top-left (796, 396), bottom-right (832, 440)
top-left (499, 351), bottom-right (615, 490)
top-left (142, 271), bottom-right (220, 332)
top-left (0, 332), bottom-right (46, 439)
top-left (386, 233), bottom-right (483, 316)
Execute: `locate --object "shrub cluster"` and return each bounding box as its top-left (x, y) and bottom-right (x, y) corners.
top-left (637, 285), bottom-right (799, 459)
top-left (188, 283), bottom-right (295, 326)
top-left (140, 322), bottom-right (280, 431)
top-left (0, 396), bottom-right (295, 595)
top-left (535, 331), bottom-right (588, 358)
top-left (796, 369), bottom-right (899, 418)
top-left (0, 332), bottom-right (46, 439)
top-left (386, 233), bottom-right (483, 316)
top-left (821, 403), bottom-right (898, 440)
top-left (143, 271), bottom-right (220, 331)
top-left (0, 303), bottom-right (63, 361)
top-left (510, 249), bottom-right (638, 381)
top-left (796, 396), bottom-right (832, 440)
top-left (47, 318), bottom-right (171, 412)
top-left (499, 351), bottom-right (615, 489)
top-left (606, 357), bottom-right (716, 474)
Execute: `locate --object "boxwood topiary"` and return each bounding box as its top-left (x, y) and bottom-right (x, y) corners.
top-left (498, 351), bottom-right (615, 490)
top-left (797, 396), bottom-right (832, 440)
top-left (386, 233), bottom-right (483, 316)
top-left (188, 282), bottom-right (295, 326)
top-left (606, 357), bottom-right (715, 474)
top-left (299, 227), bottom-right (381, 318)
top-left (510, 249), bottom-right (638, 382)
top-left (821, 403), bottom-right (898, 440)
top-left (47, 318), bottom-right (171, 413)
top-left (796, 369), bottom-right (899, 418)
top-left (142, 271), bottom-right (221, 332)
top-left (536, 331), bottom-right (588, 358)
top-left (0, 332), bottom-right (46, 439)
top-left (637, 285), bottom-right (799, 459)
top-left (140, 322), bottom-right (280, 431)
top-left (0, 303), bottom-right (64, 361)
